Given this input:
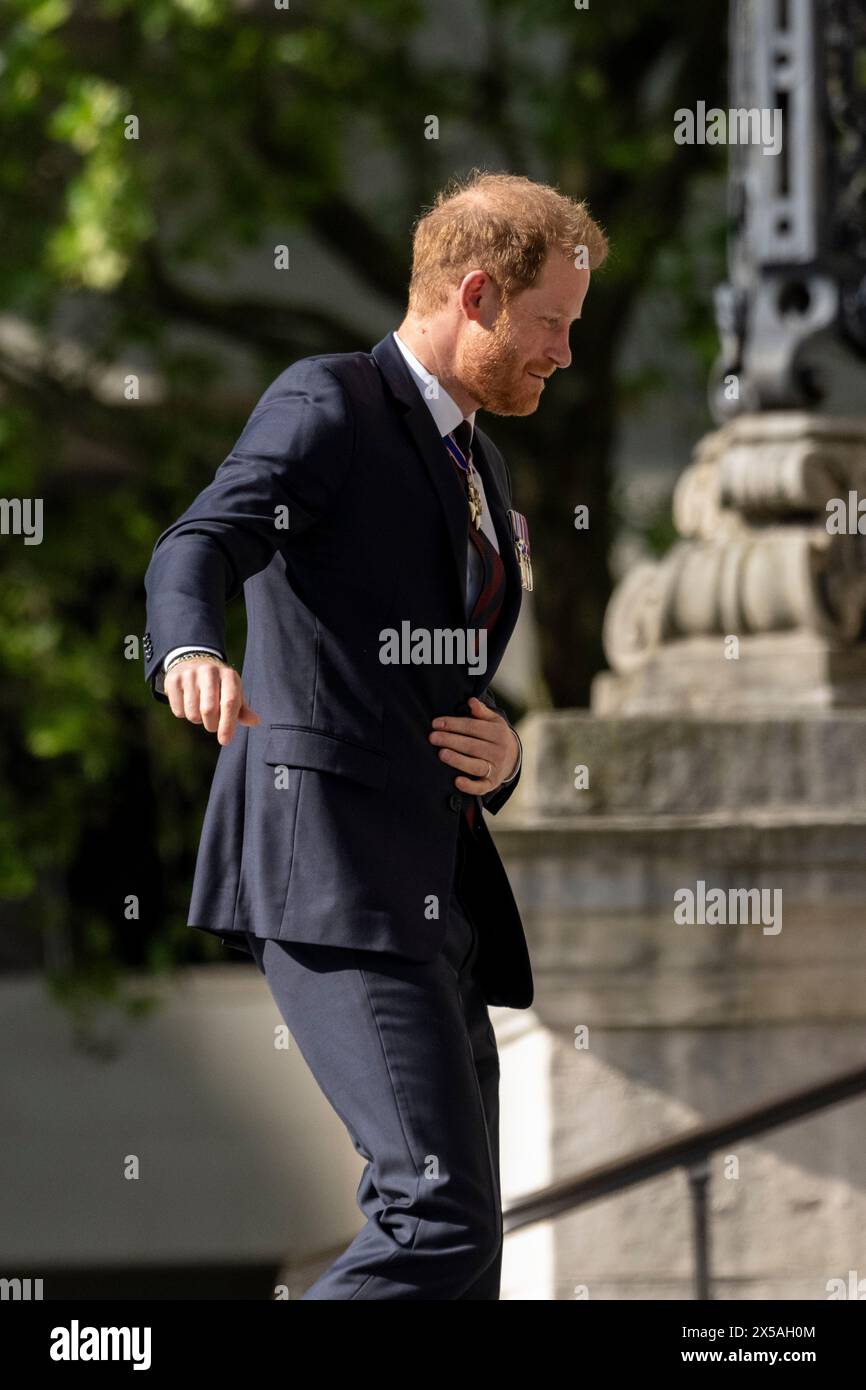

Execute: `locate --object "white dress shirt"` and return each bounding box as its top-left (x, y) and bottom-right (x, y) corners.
top-left (391, 330), bottom-right (500, 614)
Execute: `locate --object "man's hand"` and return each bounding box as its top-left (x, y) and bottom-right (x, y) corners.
top-left (165, 657), bottom-right (261, 746)
top-left (428, 695), bottom-right (519, 795)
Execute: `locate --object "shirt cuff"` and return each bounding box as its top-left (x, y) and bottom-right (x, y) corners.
top-left (499, 727), bottom-right (522, 784)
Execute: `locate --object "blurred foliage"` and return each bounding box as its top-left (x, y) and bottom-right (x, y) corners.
top-left (0, 0), bottom-right (727, 1022)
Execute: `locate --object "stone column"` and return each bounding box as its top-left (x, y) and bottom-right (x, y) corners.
top-left (491, 410), bottom-right (866, 1298)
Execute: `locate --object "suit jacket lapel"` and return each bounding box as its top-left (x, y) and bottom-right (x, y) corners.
top-left (372, 332), bottom-right (469, 615)
top-left (371, 331), bottom-right (523, 678)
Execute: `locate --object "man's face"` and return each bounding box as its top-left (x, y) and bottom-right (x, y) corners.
top-left (455, 251), bottom-right (591, 416)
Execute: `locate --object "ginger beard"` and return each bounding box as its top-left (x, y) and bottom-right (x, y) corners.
top-left (455, 303), bottom-right (545, 416)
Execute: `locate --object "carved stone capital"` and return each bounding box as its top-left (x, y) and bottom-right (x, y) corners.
top-left (600, 415), bottom-right (866, 704)
top-left (675, 413), bottom-right (866, 540)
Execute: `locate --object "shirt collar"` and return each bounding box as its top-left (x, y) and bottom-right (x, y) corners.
top-left (392, 330), bottom-right (476, 443)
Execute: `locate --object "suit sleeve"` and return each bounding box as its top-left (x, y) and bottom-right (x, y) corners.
top-left (142, 361), bottom-right (354, 703)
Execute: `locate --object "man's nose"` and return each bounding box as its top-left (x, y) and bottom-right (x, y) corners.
top-left (548, 329), bottom-right (571, 370)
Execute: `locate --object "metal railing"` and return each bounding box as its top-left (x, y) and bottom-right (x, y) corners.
top-left (502, 1060), bottom-right (866, 1298)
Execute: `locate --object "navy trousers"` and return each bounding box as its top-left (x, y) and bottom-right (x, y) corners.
top-left (245, 825), bottom-right (502, 1299)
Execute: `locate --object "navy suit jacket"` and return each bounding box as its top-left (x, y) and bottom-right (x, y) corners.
top-left (143, 331), bottom-right (533, 1008)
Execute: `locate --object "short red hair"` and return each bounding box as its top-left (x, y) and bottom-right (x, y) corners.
top-left (407, 168), bottom-right (609, 315)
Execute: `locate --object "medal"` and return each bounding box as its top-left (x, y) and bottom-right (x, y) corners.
top-left (444, 430), bottom-right (483, 530)
top-left (507, 508), bottom-right (534, 591)
top-left (466, 469), bottom-right (482, 529)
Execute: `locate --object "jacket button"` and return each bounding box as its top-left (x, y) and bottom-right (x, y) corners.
top-left (448, 793), bottom-right (463, 812)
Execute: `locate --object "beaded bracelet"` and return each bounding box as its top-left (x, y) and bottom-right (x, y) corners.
top-left (164, 651), bottom-right (226, 674)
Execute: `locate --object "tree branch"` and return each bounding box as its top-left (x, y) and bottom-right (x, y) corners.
top-left (135, 242), bottom-right (373, 355)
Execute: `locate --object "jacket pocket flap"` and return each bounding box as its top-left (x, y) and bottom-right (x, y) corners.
top-left (264, 727), bottom-right (388, 790)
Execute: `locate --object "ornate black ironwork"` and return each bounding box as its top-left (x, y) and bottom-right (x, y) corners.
top-left (710, 0), bottom-right (866, 421)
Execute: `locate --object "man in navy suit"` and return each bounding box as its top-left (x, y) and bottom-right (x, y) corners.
top-left (143, 170), bottom-right (606, 1298)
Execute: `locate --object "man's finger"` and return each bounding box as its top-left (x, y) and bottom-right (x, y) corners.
top-left (197, 665), bottom-right (223, 733)
top-left (217, 671), bottom-right (243, 745)
top-left (181, 667), bottom-right (206, 724)
top-left (166, 674), bottom-right (187, 720)
top-left (439, 748), bottom-right (497, 783)
top-left (467, 696), bottom-right (498, 720)
top-left (454, 773), bottom-right (495, 793)
top-left (430, 715), bottom-right (501, 743)
top-left (429, 729), bottom-right (500, 757)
